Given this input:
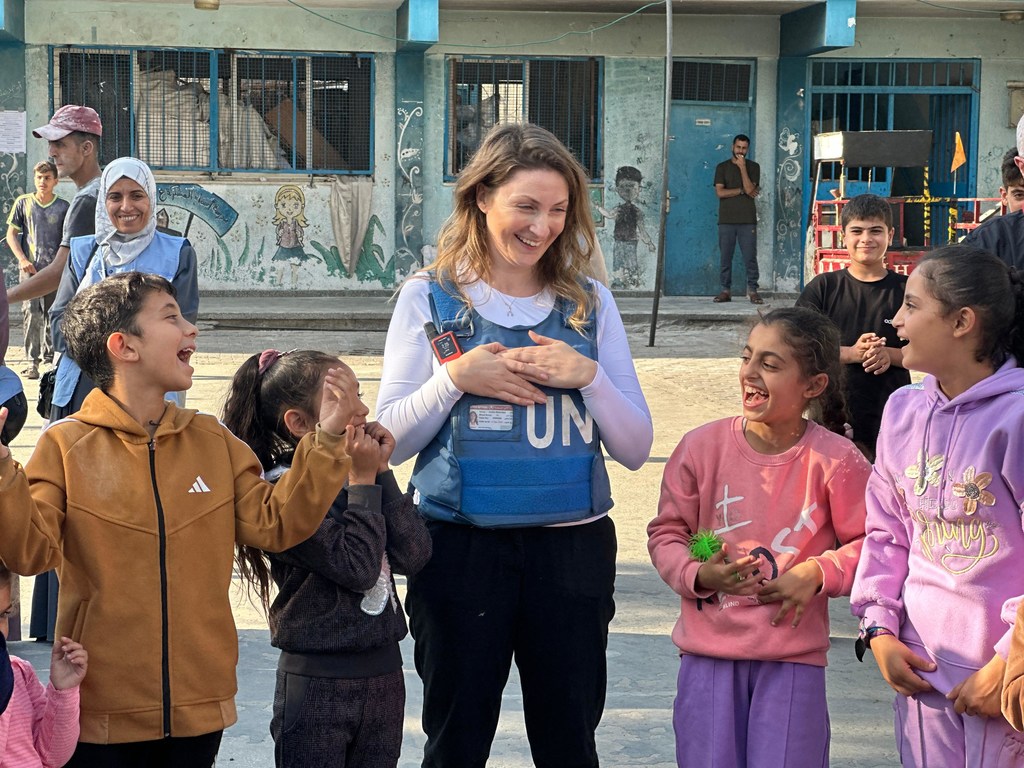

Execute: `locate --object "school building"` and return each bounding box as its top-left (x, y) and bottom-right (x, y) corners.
top-left (0, 0), bottom-right (1019, 295)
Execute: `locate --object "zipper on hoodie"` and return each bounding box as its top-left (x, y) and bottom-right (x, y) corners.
top-left (149, 438), bottom-right (172, 738)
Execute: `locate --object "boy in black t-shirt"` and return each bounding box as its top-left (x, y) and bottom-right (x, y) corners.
top-left (999, 146), bottom-right (1024, 214)
top-left (797, 194), bottom-right (910, 460)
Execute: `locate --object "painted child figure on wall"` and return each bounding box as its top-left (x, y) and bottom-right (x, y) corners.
top-left (596, 165), bottom-right (655, 289)
top-left (272, 184), bottom-right (312, 289)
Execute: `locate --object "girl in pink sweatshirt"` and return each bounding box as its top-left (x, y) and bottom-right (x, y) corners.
top-left (648, 307), bottom-right (870, 768)
top-left (0, 565), bottom-right (87, 767)
top-left (852, 245), bottom-right (1024, 765)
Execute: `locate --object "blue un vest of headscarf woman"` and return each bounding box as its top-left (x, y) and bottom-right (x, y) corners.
top-left (48, 157), bottom-right (199, 423)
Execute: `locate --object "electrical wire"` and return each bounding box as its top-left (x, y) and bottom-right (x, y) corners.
top-left (914, 0), bottom-right (1007, 14)
top-left (284, 0), bottom-right (664, 48)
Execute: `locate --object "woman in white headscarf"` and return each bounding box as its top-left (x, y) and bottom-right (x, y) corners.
top-left (48, 157), bottom-right (199, 422)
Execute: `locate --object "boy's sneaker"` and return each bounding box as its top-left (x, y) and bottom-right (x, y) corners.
top-left (22, 362), bottom-right (39, 380)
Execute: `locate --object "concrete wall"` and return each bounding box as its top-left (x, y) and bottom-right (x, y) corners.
top-left (424, 11), bottom-right (781, 291)
top-left (10, 3), bottom-right (1023, 293)
top-left (22, 0), bottom-right (398, 291)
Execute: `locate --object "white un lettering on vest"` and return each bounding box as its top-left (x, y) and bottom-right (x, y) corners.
top-left (526, 394), bottom-right (594, 449)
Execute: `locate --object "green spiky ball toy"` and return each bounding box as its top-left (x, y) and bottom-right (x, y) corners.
top-left (689, 529), bottom-right (724, 562)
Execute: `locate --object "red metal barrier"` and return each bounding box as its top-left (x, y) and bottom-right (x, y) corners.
top-left (812, 197), bottom-right (1004, 275)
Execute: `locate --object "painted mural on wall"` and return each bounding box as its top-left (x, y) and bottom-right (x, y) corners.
top-left (775, 58), bottom-right (807, 292)
top-left (152, 181), bottom-right (393, 291)
top-left (0, 78), bottom-right (29, 289)
top-left (395, 103), bottom-right (425, 280)
top-left (0, 150), bottom-right (25, 291)
top-left (597, 57), bottom-right (665, 291)
top-left (271, 184), bottom-right (313, 288)
top-left (775, 124), bottom-right (804, 290)
top-left (596, 165), bottom-right (655, 289)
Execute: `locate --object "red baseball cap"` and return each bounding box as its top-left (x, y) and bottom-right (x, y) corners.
top-left (32, 105), bottom-right (103, 140)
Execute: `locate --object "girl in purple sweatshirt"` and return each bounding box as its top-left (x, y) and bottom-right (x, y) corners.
top-left (852, 245), bottom-right (1024, 765)
top-left (648, 307), bottom-right (870, 767)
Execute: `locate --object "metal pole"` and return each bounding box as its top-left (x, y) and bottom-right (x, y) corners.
top-left (647, 0), bottom-right (673, 347)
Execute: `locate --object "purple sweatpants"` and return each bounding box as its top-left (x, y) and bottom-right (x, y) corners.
top-left (674, 655), bottom-right (829, 768)
top-left (892, 657), bottom-right (1024, 767)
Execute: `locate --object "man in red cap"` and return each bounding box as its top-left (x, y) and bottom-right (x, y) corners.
top-left (7, 105), bottom-right (102, 645)
top-left (6, 105), bottom-right (103, 309)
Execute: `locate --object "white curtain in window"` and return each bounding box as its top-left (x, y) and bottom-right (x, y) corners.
top-left (329, 176), bottom-right (373, 277)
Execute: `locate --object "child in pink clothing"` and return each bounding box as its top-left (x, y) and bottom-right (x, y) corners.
top-left (648, 307), bottom-right (870, 768)
top-left (0, 565), bottom-right (87, 767)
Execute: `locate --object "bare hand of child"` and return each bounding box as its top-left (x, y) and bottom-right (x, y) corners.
top-left (318, 368), bottom-right (361, 436)
top-left (0, 407), bottom-right (10, 461)
top-left (448, 343), bottom-right (548, 406)
top-left (870, 634), bottom-right (937, 696)
top-left (757, 560), bottom-right (824, 627)
top-left (364, 422), bottom-right (395, 473)
top-left (694, 544), bottom-right (763, 596)
top-left (948, 654), bottom-right (1006, 718)
top-left (49, 637), bottom-right (87, 690)
top-left (346, 425), bottom-right (380, 486)
top-left (852, 332), bottom-right (881, 361)
top-left (862, 339), bottom-right (892, 375)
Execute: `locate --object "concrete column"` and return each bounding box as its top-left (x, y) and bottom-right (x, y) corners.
top-left (395, 50), bottom-right (427, 280)
top-left (774, 56), bottom-right (809, 290)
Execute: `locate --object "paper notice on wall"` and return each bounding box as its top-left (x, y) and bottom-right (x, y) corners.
top-left (0, 112), bottom-right (26, 154)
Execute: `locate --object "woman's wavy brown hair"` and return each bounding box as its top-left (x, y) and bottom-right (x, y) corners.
top-left (427, 122), bottom-right (597, 331)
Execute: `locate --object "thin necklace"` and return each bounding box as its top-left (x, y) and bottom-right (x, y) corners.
top-left (495, 290), bottom-right (518, 317)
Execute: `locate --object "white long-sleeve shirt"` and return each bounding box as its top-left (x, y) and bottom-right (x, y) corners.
top-left (376, 274), bottom-right (653, 469)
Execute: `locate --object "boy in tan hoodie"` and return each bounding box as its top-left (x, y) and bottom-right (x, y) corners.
top-left (0, 271), bottom-right (362, 767)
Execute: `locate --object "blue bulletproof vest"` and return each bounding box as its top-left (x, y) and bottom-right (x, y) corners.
top-left (52, 233), bottom-right (186, 409)
top-left (410, 280), bottom-right (613, 527)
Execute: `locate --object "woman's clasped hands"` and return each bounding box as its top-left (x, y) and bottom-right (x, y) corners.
top-left (447, 330), bottom-right (598, 405)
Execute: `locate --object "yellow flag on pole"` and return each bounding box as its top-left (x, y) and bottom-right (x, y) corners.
top-left (951, 131), bottom-right (966, 173)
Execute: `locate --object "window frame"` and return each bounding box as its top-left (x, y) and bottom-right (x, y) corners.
top-left (49, 44), bottom-right (375, 176)
top-left (444, 54), bottom-right (603, 183)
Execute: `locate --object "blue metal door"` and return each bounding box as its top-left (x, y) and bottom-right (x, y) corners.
top-left (805, 59), bottom-right (980, 241)
top-left (665, 102), bottom-right (752, 295)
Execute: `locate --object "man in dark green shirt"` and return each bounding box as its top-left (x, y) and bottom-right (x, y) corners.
top-left (713, 134), bottom-right (762, 304)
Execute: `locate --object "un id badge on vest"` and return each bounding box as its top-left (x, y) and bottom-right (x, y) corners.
top-left (467, 404), bottom-right (513, 431)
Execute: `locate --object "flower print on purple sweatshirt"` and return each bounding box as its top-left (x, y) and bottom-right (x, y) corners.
top-left (852, 357), bottom-right (1024, 695)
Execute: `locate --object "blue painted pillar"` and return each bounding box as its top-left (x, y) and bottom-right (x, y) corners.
top-left (775, 0), bottom-right (858, 289)
top-left (393, 0), bottom-right (437, 280)
top-left (780, 0), bottom-right (856, 57)
top-left (0, 0), bottom-right (26, 290)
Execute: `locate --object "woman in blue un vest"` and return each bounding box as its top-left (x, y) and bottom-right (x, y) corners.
top-left (376, 123), bottom-right (653, 768)
top-left (30, 156), bottom-right (198, 642)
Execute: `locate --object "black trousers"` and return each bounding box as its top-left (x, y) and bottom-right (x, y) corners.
top-left (271, 668), bottom-right (405, 768)
top-left (407, 516), bottom-right (617, 768)
top-left (718, 223), bottom-right (759, 292)
top-left (65, 731), bottom-right (223, 768)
